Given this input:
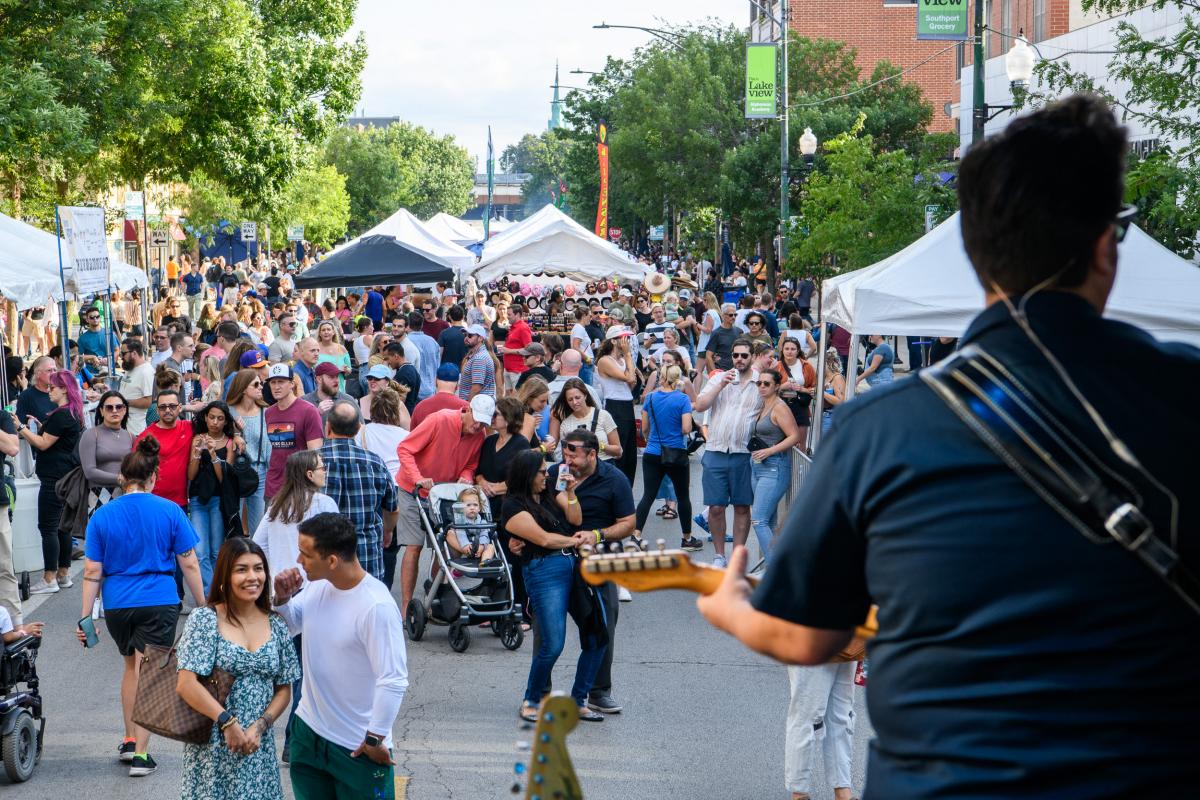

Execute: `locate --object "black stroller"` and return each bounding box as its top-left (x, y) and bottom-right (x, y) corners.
top-left (404, 483), bottom-right (525, 653)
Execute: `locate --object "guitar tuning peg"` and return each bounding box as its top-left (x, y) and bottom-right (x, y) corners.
top-left (656, 538), bottom-right (667, 552)
top-left (622, 539), bottom-right (639, 553)
top-left (637, 537), bottom-right (650, 552)
top-left (579, 543), bottom-right (593, 557)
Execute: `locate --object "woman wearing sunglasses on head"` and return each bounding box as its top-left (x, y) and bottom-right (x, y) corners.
top-left (79, 390), bottom-right (135, 501)
top-left (227, 370), bottom-right (271, 535)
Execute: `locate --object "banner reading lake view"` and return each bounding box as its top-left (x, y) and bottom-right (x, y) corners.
top-left (745, 43), bottom-right (777, 119)
top-left (917, 0), bottom-right (969, 40)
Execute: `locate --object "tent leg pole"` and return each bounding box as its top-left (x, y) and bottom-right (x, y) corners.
top-left (810, 340), bottom-right (827, 451)
top-left (844, 337), bottom-right (860, 400)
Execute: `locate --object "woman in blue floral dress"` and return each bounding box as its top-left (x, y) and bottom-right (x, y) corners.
top-left (177, 537), bottom-right (300, 800)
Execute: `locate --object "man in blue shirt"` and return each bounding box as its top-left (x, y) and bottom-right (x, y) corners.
top-left (406, 311), bottom-right (441, 401)
top-left (361, 286), bottom-right (384, 329)
top-left (181, 260), bottom-right (206, 320)
top-left (77, 305), bottom-right (119, 368)
top-left (700, 95), bottom-right (1200, 797)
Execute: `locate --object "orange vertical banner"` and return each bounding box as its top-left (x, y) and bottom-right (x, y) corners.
top-left (595, 120), bottom-right (609, 239)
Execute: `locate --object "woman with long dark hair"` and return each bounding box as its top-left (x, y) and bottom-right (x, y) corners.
top-left (503, 450), bottom-right (605, 724)
top-left (477, 397), bottom-right (531, 625)
top-left (595, 329), bottom-right (639, 485)
top-left (16, 369), bottom-right (84, 594)
top-left (547, 378), bottom-right (621, 463)
top-left (188, 401), bottom-right (240, 592)
top-left (176, 537), bottom-right (299, 799)
top-left (77, 436), bottom-right (206, 776)
top-left (79, 389), bottom-right (134, 497)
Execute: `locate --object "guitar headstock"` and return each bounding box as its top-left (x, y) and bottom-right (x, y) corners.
top-left (520, 693), bottom-right (582, 800)
top-left (579, 544), bottom-right (727, 594)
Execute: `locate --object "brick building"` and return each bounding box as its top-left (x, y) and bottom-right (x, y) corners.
top-left (750, 0), bottom-right (1073, 136)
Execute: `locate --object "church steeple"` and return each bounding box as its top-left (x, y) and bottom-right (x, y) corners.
top-left (548, 60), bottom-right (562, 130)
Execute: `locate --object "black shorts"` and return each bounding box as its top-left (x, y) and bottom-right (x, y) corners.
top-left (105, 604), bottom-right (179, 657)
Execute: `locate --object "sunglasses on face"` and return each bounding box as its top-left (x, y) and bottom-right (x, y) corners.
top-left (103, 403), bottom-right (126, 412)
top-left (747, 320), bottom-right (762, 326)
top-left (755, 380), bottom-right (776, 388)
top-left (250, 380), bottom-right (263, 388)
top-left (732, 353), bottom-right (751, 360)
top-left (158, 403), bottom-right (181, 411)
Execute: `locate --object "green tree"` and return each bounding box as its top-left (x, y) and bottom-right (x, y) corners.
top-left (499, 130), bottom-right (571, 212)
top-left (324, 123), bottom-right (474, 236)
top-left (1125, 148), bottom-right (1200, 260)
top-left (265, 164), bottom-right (351, 249)
top-left (786, 120), bottom-right (957, 304)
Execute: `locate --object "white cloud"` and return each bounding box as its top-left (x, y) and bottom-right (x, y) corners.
top-left (348, 0), bottom-right (744, 167)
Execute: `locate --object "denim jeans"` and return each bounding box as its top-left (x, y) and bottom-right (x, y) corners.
top-left (579, 363), bottom-right (594, 386)
top-left (656, 475), bottom-right (676, 502)
top-left (242, 480), bottom-right (266, 537)
top-left (522, 553), bottom-right (607, 707)
top-left (785, 662), bottom-right (856, 793)
top-left (189, 496), bottom-right (224, 592)
top-left (750, 451), bottom-right (792, 562)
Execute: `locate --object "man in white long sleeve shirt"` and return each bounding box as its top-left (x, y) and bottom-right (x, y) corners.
top-left (273, 512), bottom-right (408, 799)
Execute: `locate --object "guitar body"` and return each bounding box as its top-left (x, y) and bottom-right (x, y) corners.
top-left (580, 548), bottom-right (877, 663)
top-left (522, 693), bottom-right (583, 800)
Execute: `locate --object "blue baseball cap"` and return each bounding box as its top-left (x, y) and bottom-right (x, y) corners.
top-left (436, 363), bottom-right (460, 382)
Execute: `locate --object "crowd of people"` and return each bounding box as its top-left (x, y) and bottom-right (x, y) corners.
top-left (0, 242), bottom-right (914, 800)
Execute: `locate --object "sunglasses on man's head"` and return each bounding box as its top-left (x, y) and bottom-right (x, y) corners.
top-left (562, 442), bottom-right (594, 454)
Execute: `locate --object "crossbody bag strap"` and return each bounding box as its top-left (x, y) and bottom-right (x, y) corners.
top-left (921, 344), bottom-right (1200, 616)
top-left (589, 407), bottom-right (599, 433)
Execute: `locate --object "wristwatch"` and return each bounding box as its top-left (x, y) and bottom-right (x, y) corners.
top-left (217, 710), bottom-right (235, 731)
top-left (364, 732), bottom-right (384, 748)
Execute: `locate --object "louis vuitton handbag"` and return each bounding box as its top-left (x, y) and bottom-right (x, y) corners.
top-left (132, 642), bottom-right (235, 744)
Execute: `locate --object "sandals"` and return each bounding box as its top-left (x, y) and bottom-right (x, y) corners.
top-left (661, 507), bottom-right (678, 520)
top-left (577, 706), bottom-right (605, 722)
top-left (655, 506), bottom-right (668, 517)
top-left (518, 703), bottom-right (538, 723)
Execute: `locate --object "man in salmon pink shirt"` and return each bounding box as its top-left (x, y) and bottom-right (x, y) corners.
top-left (393, 395), bottom-right (494, 611)
top-left (499, 305), bottom-right (532, 391)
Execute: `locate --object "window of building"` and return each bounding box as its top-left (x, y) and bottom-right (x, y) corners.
top-left (1033, 0), bottom-right (1047, 41)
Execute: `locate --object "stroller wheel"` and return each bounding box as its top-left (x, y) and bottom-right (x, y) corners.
top-left (448, 621), bottom-right (471, 653)
top-left (500, 619), bottom-right (524, 651)
top-left (405, 599), bottom-right (426, 642)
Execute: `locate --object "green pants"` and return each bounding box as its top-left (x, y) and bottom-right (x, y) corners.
top-left (289, 715), bottom-right (395, 800)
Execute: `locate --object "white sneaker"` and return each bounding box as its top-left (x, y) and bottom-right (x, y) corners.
top-left (618, 586), bottom-right (633, 603)
top-left (712, 555), bottom-right (728, 569)
top-left (29, 580), bottom-right (59, 595)
top-left (57, 575), bottom-right (74, 589)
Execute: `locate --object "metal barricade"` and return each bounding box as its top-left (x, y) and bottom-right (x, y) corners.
top-left (777, 446), bottom-right (813, 522)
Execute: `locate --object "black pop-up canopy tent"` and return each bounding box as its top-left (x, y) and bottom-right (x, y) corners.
top-left (293, 234), bottom-right (456, 289)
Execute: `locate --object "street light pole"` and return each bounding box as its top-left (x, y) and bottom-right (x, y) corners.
top-left (972, 0), bottom-right (986, 144)
top-left (778, 0), bottom-right (790, 282)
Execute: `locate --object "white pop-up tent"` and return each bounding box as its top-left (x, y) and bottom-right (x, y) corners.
top-left (341, 208), bottom-right (476, 278)
top-left (424, 212), bottom-right (482, 246)
top-left (822, 212), bottom-right (1200, 348)
top-left (0, 212), bottom-right (148, 308)
top-left (471, 204), bottom-right (646, 284)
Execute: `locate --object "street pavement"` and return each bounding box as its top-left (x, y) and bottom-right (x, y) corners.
top-left (1, 456), bottom-right (871, 799)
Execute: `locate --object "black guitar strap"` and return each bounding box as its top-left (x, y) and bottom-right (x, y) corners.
top-left (921, 344), bottom-right (1200, 616)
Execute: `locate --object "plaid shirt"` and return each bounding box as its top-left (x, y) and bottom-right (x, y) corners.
top-left (320, 438), bottom-right (399, 580)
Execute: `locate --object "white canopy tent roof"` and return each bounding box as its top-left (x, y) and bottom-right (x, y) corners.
top-left (424, 212), bottom-right (482, 246)
top-left (471, 204), bottom-right (646, 284)
top-left (0, 212), bottom-right (147, 309)
top-left (822, 212), bottom-right (1200, 348)
top-left (341, 208), bottom-right (476, 278)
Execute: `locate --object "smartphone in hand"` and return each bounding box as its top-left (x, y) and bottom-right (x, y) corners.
top-left (78, 615), bottom-right (99, 648)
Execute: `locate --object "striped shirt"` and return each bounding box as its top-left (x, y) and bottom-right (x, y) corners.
top-left (457, 347), bottom-right (496, 399)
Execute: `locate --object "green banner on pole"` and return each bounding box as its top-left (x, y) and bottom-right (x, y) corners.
top-left (745, 44), bottom-right (778, 119)
top-left (917, 0), bottom-right (969, 40)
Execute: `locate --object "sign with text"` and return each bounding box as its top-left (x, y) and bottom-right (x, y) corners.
top-left (241, 221), bottom-right (257, 241)
top-left (917, 0), bottom-right (969, 40)
top-left (649, 225), bottom-right (665, 241)
top-left (149, 228), bottom-right (169, 247)
top-left (745, 44), bottom-right (778, 119)
top-left (594, 121), bottom-right (610, 240)
top-left (286, 224), bottom-right (305, 241)
top-left (123, 191), bottom-right (144, 220)
top-left (57, 206), bottom-right (111, 295)
top-left (608, 227), bottom-right (622, 241)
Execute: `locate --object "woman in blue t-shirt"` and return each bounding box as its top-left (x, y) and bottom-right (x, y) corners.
top-left (633, 364), bottom-right (698, 549)
top-left (859, 334), bottom-right (895, 387)
top-left (77, 436), bottom-right (205, 776)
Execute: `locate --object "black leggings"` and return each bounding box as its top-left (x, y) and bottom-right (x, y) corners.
top-left (634, 453), bottom-right (692, 536)
top-left (38, 480), bottom-right (71, 572)
top-left (606, 399), bottom-right (637, 486)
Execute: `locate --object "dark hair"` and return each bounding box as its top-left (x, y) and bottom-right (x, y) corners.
top-left (731, 337), bottom-right (754, 354)
top-left (169, 331), bottom-right (190, 351)
top-left (121, 338), bottom-right (145, 357)
top-left (327, 400), bottom-right (361, 437)
top-left (222, 340), bottom-right (255, 382)
top-left (574, 306), bottom-right (590, 321)
top-left (193, 400), bottom-right (237, 438)
top-left (406, 310), bottom-right (424, 331)
top-left (156, 386), bottom-right (181, 405)
top-left (226, 368), bottom-right (265, 408)
top-left (216, 321), bottom-right (241, 342)
top-left (119, 436), bottom-right (160, 488)
top-left (550, 377), bottom-right (594, 423)
top-left (745, 312), bottom-right (765, 328)
top-left (206, 537), bottom-right (272, 627)
top-left (562, 428), bottom-right (600, 454)
top-left (356, 316), bottom-right (373, 332)
top-left (504, 449), bottom-right (562, 533)
top-left (93, 390), bottom-right (129, 428)
top-left (268, 450), bottom-right (323, 525)
top-left (448, 305), bottom-right (465, 322)
top-left (383, 342), bottom-right (404, 358)
top-left (494, 396), bottom-right (524, 434)
top-left (959, 93), bottom-right (1127, 294)
top-left (298, 511), bottom-right (358, 561)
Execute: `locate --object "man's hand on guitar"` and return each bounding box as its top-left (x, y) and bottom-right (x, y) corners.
top-left (696, 546), bottom-right (754, 637)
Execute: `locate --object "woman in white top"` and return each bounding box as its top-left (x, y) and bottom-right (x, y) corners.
top-left (547, 378), bottom-right (622, 462)
top-left (251, 449), bottom-right (337, 584)
top-left (569, 306), bottom-right (597, 386)
top-left (595, 327), bottom-right (639, 485)
top-left (656, 327), bottom-right (693, 374)
top-left (358, 388), bottom-right (409, 478)
top-left (228, 369), bottom-right (271, 535)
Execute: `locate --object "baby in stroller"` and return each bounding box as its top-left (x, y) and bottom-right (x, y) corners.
top-left (446, 487), bottom-right (497, 563)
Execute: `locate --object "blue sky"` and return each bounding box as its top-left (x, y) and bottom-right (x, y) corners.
top-left (348, 0), bottom-right (744, 167)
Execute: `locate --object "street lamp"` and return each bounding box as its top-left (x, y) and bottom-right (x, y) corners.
top-left (570, 68), bottom-right (602, 76)
top-left (799, 127), bottom-right (817, 168)
top-left (972, 30), bottom-right (1040, 143)
top-left (593, 22), bottom-right (683, 49)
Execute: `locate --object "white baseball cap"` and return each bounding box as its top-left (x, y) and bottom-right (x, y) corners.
top-left (267, 363), bottom-right (292, 381)
top-left (465, 324), bottom-right (489, 339)
top-left (469, 394), bottom-right (496, 424)
top-left (605, 325), bottom-right (634, 340)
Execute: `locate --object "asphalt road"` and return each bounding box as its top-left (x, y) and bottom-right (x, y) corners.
top-left (1, 457), bottom-right (871, 799)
